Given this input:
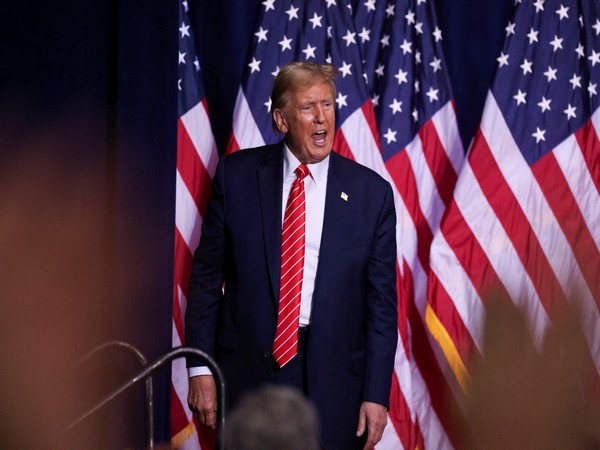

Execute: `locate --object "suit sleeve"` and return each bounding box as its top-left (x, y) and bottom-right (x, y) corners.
top-left (185, 156), bottom-right (226, 368)
top-left (363, 180), bottom-right (398, 408)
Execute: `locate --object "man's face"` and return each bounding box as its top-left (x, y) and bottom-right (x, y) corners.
top-left (274, 80), bottom-right (336, 164)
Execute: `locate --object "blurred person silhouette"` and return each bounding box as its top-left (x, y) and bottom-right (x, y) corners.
top-left (225, 385), bottom-right (320, 450)
top-left (0, 110), bottom-right (143, 449)
top-left (464, 293), bottom-right (600, 449)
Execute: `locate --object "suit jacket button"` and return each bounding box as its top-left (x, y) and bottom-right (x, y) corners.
top-left (263, 351), bottom-right (271, 359)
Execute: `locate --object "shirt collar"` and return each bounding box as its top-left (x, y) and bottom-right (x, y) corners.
top-left (283, 142), bottom-right (329, 185)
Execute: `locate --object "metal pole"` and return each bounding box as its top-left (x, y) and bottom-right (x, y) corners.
top-left (66, 347), bottom-right (226, 450)
top-left (71, 340), bottom-right (154, 449)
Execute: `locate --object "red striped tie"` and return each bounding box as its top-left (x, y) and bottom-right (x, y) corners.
top-left (273, 164), bottom-right (310, 368)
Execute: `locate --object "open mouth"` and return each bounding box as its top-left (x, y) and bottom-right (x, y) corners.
top-left (312, 130), bottom-right (327, 146)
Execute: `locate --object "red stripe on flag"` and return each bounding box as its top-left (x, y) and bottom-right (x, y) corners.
top-left (419, 120), bottom-right (458, 208)
top-left (172, 299), bottom-right (184, 351)
top-left (469, 130), bottom-right (567, 316)
top-left (574, 120), bottom-right (600, 193)
top-left (333, 128), bottom-right (355, 160)
top-left (170, 385), bottom-right (187, 431)
top-left (439, 199), bottom-right (510, 301)
top-left (532, 151), bottom-right (600, 309)
top-left (170, 385), bottom-right (193, 445)
top-left (173, 228), bottom-right (194, 346)
top-left (388, 372), bottom-right (423, 450)
top-left (386, 151), bottom-right (434, 270)
top-left (173, 227), bottom-right (194, 297)
top-left (178, 120), bottom-right (213, 216)
top-left (428, 271), bottom-right (481, 366)
top-left (361, 101), bottom-right (381, 152)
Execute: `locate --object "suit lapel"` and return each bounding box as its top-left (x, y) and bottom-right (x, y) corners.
top-left (311, 152), bottom-right (348, 317)
top-left (257, 144), bottom-right (284, 305)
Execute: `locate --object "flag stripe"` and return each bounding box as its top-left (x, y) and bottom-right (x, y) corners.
top-left (174, 227), bottom-right (194, 309)
top-left (575, 117), bottom-right (600, 194)
top-left (386, 149), bottom-right (434, 271)
top-left (532, 151), bottom-right (600, 309)
top-left (175, 171), bottom-right (202, 250)
top-left (446, 159), bottom-right (551, 345)
top-left (553, 130), bottom-right (600, 253)
top-left (338, 103), bottom-right (382, 169)
top-left (429, 230), bottom-right (487, 353)
top-left (177, 120), bottom-right (213, 217)
top-left (427, 272), bottom-right (480, 371)
top-left (172, 315), bottom-right (191, 418)
top-left (431, 102), bottom-right (465, 174)
top-left (419, 119), bottom-right (457, 208)
top-left (408, 117), bottom-right (451, 235)
top-left (438, 202), bottom-right (507, 304)
top-left (361, 101), bottom-right (382, 152)
top-left (387, 370), bottom-right (418, 450)
top-left (469, 128), bottom-right (566, 317)
top-left (333, 128), bottom-right (355, 160)
top-left (181, 99), bottom-right (219, 176)
top-left (482, 95), bottom-right (598, 308)
top-left (228, 86), bottom-right (266, 154)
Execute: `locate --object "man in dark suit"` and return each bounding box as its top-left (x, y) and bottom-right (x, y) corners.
top-left (185, 61), bottom-right (398, 450)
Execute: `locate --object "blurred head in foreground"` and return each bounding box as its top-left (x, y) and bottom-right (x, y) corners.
top-left (225, 385), bottom-right (320, 450)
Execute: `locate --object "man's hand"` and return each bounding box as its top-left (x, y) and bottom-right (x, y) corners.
top-left (187, 375), bottom-right (217, 429)
top-left (356, 401), bottom-right (387, 450)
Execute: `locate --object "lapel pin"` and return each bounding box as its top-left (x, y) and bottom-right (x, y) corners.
top-left (341, 192), bottom-right (348, 201)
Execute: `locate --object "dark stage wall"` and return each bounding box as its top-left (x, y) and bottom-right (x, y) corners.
top-left (1, 0), bottom-right (512, 446)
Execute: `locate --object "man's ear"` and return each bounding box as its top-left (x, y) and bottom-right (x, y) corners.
top-left (273, 109), bottom-right (288, 134)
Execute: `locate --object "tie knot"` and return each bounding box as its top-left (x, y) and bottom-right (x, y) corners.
top-left (295, 164), bottom-right (310, 180)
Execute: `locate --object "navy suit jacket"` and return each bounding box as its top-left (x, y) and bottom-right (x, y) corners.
top-left (186, 142), bottom-right (398, 449)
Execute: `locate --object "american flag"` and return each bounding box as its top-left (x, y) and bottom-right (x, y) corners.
top-left (172, 0), bottom-right (219, 448)
top-left (428, 0), bottom-right (600, 444)
top-left (353, 0), bottom-right (465, 449)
